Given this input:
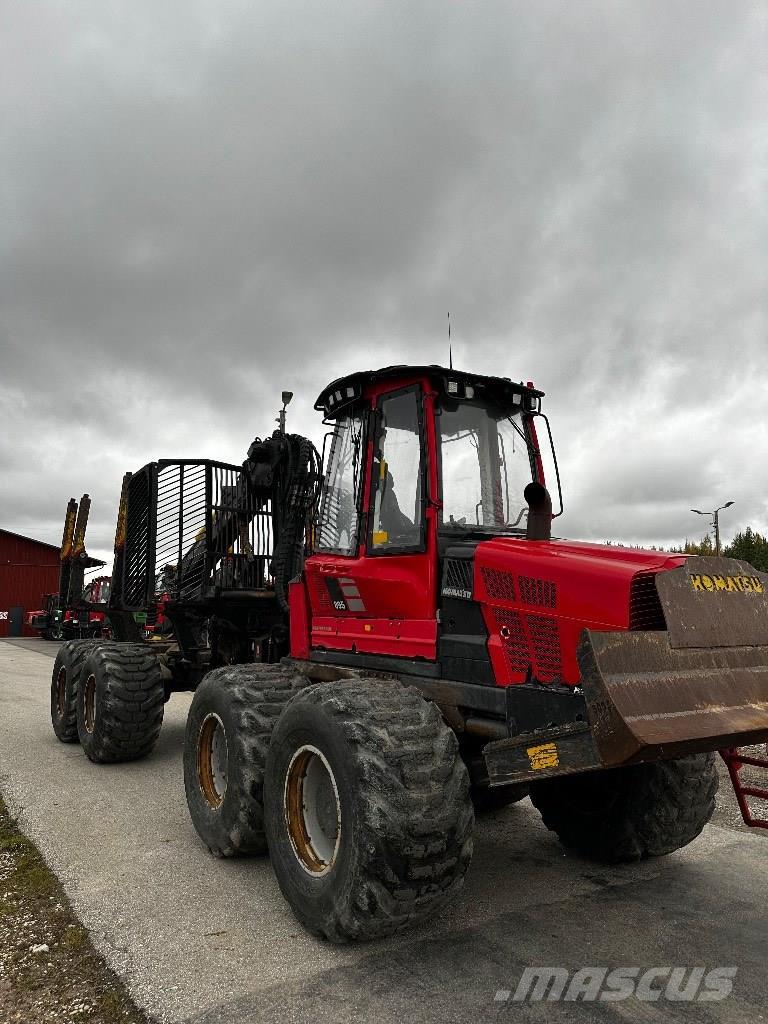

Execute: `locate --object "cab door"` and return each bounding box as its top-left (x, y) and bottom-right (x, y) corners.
top-left (305, 384), bottom-right (439, 662)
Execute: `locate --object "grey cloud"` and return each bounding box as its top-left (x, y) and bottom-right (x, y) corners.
top-left (1, 0), bottom-right (765, 562)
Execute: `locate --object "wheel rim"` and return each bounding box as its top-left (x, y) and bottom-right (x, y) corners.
top-left (56, 667), bottom-right (67, 719)
top-left (197, 714), bottom-right (228, 808)
top-left (83, 674), bottom-right (97, 734)
top-left (51, 625), bottom-right (63, 641)
top-left (284, 745), bottom-right (341, 876)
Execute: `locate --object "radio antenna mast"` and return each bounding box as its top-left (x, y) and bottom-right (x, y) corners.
top-left (448, 312), bottom-right (452, 369)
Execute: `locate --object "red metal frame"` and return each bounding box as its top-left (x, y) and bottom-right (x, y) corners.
top-left (720, 747), bottom-right (768, 829)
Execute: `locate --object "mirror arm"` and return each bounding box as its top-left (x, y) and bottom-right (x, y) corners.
top-left (535, 413), bottom-right (564, 519)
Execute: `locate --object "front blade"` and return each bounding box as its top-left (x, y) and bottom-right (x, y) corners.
top-left (579, 630), bottom-right (768, 767)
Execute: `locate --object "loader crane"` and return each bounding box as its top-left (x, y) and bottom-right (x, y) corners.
top-left (49, 364), bottom-right (768, 941)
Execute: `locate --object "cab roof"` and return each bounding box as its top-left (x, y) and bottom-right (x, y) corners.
top-left (315, 364), bottom-right (544, 417)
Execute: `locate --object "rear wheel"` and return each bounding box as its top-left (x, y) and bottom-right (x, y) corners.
top-left (183, 664), bottom-right (307, 858)
top-left (530, 753), bottom-right (718, 862)
top-left (264, 679), bottom-right (474, 942)
top-left (76, 644), bottom-right (165, 762)
top-left (50, 640), bottom-right (102, 743)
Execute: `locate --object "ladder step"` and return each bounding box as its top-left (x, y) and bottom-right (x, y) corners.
top-left (720, 747), bottom-right (768, 829)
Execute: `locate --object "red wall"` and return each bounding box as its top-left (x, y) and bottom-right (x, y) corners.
top-left (0, 531), bottom-right (59, 638)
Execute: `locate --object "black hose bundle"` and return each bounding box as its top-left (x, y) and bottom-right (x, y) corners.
top-left (269, 434), bottom-right (323, 611)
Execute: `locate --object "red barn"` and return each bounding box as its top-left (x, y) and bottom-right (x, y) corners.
top-left (0, 529), bottom-right (59, 638)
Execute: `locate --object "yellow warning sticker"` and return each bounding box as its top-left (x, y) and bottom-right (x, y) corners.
top-left (527, 742), bottom-right (559, 771)
top-left (690, 573), bottom-right (764, 594)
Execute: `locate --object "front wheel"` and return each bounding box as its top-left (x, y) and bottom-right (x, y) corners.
top-left (530, 753), bottom-right (718, 862)
top-left (264, 679), bottom-right (474, 942)
top-left (183, 664), bottom-right (307, 858)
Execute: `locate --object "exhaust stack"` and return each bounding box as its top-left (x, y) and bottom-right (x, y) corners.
top-left (524, 482), bottom-right (552, 541)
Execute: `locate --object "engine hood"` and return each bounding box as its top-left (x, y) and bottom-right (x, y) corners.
top-left (474, 537), bottom-right (687, 632)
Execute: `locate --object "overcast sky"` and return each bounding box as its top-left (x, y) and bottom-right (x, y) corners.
top-left (2, 0), bottom-right (766, 565)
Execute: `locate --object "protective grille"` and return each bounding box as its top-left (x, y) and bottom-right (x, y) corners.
top-left (157, 461), bottom-right (273, 601)
top-left (526, 614), bottom-right (563, 679)
top-left (629, 572), bottom-right (666, 630)
top-left (123, 467), bottom-right (153, 607)
top-left (518, 575), bottom-right (557, 609)
top-left (482, 568), bottom-right (517, 602)
top-left (493, 608), bottom-right (530, 675)
top-left (493, 607), bottom-right (563, 683)
top-left (118, 460), bottom-right (275, 609)
top-left (443, 558), bottom-right (473, 597)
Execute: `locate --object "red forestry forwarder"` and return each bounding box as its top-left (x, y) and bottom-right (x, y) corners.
top-left (50, 365), bottom-right (768, 942)
top-left (27, 495), bottom-right (110, 641)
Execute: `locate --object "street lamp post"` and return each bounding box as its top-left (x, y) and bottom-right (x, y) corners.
top-left (690, 501), bottom-right (734, 557)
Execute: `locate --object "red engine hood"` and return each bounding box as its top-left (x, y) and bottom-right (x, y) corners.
top-left (475, 537), bottom-right (687, 632)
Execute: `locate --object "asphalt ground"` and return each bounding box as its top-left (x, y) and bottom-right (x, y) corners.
top-left (1, 637), bottom-right (766, 1024)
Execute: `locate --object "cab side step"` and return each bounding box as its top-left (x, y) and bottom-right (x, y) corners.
top-left (720, 747), bottom-right (768, 829)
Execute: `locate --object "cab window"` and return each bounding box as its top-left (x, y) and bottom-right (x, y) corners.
top-left (369, 388), bottom-right (424, 552)
top-left (316, 412), bottom-right (365, 555)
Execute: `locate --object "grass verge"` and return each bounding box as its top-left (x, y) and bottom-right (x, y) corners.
top-left (0, 794), bottom-right (152, 1024)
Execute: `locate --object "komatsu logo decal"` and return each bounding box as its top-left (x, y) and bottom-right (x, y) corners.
top-left (690, 573), bottom-right (765, 594)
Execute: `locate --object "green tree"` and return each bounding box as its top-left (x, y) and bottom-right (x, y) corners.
top-left (681, 534), bottom-right (714, 556)
top-left (724, 527), bottom-right (768, 572)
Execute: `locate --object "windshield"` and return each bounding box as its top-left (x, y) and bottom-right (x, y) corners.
top-left (439, 400), bottom-right (536, 531)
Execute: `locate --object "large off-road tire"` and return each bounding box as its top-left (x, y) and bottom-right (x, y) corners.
top-left (530, 753), bottom-right (718, 862)
top-left (183, 664), bottom-right (308, 858)
top-left (264, 678), bottom-right (474, 942)
top-left (50, 639), bottom-right (102, 743)
top-left (76, 644), bottom-right (165, 763)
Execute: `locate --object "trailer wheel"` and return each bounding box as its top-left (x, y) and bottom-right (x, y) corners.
top-left (530, 752), bottom-right (718, 862)
top-left (76, 644), bottom-right (165, 763)
top-left (50, 640), bottom-right (102, 743)
top-left (183, 664), bottom-right (307, 858)
top-left (264, 679), bottom-right (474, 942)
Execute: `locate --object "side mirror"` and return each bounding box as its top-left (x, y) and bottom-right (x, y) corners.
top-left (532, 412), bottom-right (563, 519)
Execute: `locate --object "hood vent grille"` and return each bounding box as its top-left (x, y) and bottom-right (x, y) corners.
top-left (629, 572), bottom-right (666, 631)
top-left (518, 575), bottom-right (557, 609)
top-left (482, 568), bottom-right (517, 602)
